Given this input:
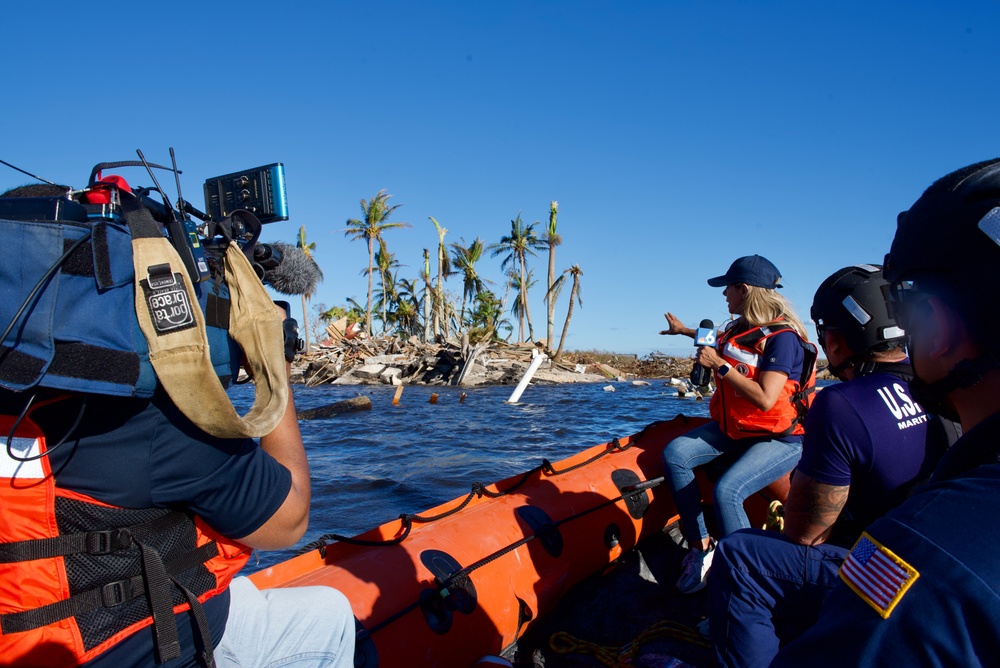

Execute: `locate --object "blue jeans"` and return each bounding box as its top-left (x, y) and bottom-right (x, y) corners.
top-left (217, 576), bottom-right (355, 668)
top-left (662, 421), bottom-right (801, 545)
top-left (708, 529), bottom-right (847, 668)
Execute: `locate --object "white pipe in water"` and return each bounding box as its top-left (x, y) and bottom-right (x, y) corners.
top-left (506, 350), bottom-right (547, 403)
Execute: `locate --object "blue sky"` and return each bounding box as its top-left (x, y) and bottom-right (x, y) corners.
top-left (4, 2), bottom-right (999, 356)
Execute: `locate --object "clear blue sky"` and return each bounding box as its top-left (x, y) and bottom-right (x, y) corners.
top-left (4, 2), bottom-right (999, 356)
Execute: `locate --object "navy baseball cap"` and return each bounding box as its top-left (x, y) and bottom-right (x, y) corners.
top-left (707, 255), bottom-right (783, 289)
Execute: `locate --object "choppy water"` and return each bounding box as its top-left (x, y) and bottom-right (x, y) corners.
top-left (229, 379), bottom-right (712, 572)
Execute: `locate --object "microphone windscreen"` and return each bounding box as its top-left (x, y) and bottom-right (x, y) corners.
top-left (699, 319), bottom-right (714, 329)
top-left (262, 242), bottom-right (321, 295)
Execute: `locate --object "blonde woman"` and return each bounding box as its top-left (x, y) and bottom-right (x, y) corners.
top-left (660, 255), bottom-right (817, 593)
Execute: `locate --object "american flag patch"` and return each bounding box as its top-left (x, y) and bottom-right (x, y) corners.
top-left (840, 532), bottom-right (919, 618)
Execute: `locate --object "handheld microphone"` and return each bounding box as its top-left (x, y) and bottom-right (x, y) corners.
top-left (258, 242), bottom-right (321, 296)
top-left (690, 319), bottom-right (716, 388)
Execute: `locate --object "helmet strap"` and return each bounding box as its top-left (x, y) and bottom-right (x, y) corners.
top-left (854, 360), bottom-right (914, 382)
top-left (920, 351), bottom-right (1000, 396)
top-left (908, 351), bottom-right (1000, 422)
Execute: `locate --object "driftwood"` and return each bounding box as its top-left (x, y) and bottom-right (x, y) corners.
top-left (297, 395), bottom-right (372, 419)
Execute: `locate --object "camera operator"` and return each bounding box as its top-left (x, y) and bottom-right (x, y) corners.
top-left (0, 184), bottom-right (354, 667)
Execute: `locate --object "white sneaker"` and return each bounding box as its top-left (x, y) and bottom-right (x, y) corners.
top-left (676, 542), bottom-right (715, 594)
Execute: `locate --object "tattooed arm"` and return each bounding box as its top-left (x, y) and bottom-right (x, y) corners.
top-left (782, 471), bottom-right (850, 545)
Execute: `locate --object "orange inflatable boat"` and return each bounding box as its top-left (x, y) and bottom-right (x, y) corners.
top-left (249, 415), bottom-right (785, 667)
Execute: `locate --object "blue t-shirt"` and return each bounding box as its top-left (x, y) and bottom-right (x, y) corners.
top-left (757, 329), bottom-right (804, 378)
top-left (795, 371), bottom-right (945, 547)
top-left (21, 390), bottom-right (293, 668)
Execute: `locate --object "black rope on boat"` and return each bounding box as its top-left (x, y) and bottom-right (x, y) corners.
top-left (438, 482), bottom-right (657, 596)
top-left (355, 478), bottom-right (663, 644)
top-left (297, 418), bottom-right (676, 559)
top-left (352, 478), bottom-right (667, 646)
top-left (349, 418), bottom-right (686, 645)
top-left (297, 516), bottom-right (416, 557)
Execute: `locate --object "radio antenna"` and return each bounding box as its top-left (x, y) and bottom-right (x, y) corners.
top-left (168, 147), bottom-right (187, 215)
top-left (0, 158), bottom-right (59, 186)
top-left (136, 149), bottom-right (206, 282)
top-left (136, 149), bottom-right (177, 216)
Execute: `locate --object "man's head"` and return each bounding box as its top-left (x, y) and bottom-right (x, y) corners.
top-left (811, 264), bottom-right (906, 380)
top-left (884, 158), bottom-right (1000, 423)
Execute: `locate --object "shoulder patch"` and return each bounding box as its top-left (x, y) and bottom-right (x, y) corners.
top-left (840, 531), bottom-right (919, 619)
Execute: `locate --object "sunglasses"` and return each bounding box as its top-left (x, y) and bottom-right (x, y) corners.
top-left (888, 280), bottom-right (933, 331)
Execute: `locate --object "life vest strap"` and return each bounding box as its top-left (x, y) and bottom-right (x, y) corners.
top-left (0, 540), bottom-right (217, 633)
top-left (0, 509), bottom-right (188, 563)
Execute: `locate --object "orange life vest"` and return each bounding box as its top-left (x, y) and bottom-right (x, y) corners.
top-left (709, 322), bottom-right (818, 440)
top-left (0, 409), bottom-right (250, 667)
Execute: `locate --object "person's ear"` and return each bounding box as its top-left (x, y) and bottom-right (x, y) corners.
top-left (923, 296), bottom-right (969, 361)
top-left (822, 330), bottom-right (846, 359)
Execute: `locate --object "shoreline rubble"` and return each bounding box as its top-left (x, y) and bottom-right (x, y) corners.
top-left (290, 335), bottom-right (699, 388)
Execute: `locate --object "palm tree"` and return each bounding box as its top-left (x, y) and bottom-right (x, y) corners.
top-left (370, 241), bottom-right (402, 334)
top-left (344, 190), bottom-right (410, 334)
top-left (469, 289), bottom-right (513, 342)
top-left (451, 237), bottom-right (489, 331)
top-left (420, 248), bottom-right (432, 343)
top-left (510, 268), bottom-right (537, 343)
top-left (488, 213), bottom-right (544, 343)
top-left (296, 226), bottom-right (324, 354)
top-left (429, 217), bottom-right (452, 340)
top-left (548, 265), bottom-right (583, 362)
top-left (543, 201), bottom-right (561, 353)
top-left (395, 277), bottom-right (422, 337)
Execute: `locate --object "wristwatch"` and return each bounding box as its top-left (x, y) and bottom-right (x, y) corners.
top-left (718, 364), bottom-right (731, 378)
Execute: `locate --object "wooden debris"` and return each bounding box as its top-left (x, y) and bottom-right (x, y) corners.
top-left (297, 395), bottom-right (372, 419)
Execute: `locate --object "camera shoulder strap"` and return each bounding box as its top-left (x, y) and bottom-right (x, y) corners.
top-left (124, 198), bottom-right (287, 438)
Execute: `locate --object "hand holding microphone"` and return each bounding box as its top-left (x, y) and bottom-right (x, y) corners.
top-left (690, 319), bottom-right (716, 388)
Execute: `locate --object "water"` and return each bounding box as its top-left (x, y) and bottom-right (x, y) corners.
top-left (229, 379), bottom-right (713, 572)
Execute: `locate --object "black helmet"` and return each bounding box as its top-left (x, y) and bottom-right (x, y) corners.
top-left (885, 157), bottom-right (1000, 289)
top-left (811, 264), bottom-right (905, 356)
top-left (883, 158), bottom-right (1000, 414)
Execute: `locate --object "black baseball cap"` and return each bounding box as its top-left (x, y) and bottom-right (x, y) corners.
top-left (707, 255), bottom-right (783, 289)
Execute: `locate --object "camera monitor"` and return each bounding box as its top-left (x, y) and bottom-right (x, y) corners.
top-left (203, 163), bottom-right (288, 224)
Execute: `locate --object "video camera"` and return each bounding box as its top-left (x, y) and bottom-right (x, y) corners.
top-left (0, 151), bottom-right (308, 406)
top-left (0, 154), bottom-right (289, 287)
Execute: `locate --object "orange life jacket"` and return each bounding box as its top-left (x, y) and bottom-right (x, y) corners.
top-left (709, 322), bottom-right (818, 440)
top-left (0, 408), bottom-right (250, 667)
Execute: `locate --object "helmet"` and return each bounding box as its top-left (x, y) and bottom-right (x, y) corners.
top-left (884, 157), bottom-right (1000, 289)
top-left (883, 158), bottom-right (1000, 414)
top-left (811, 264), bottom-right (905, 355)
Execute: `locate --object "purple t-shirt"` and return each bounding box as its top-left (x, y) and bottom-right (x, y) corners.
top-left (795, 371), bottom-right (945, 547)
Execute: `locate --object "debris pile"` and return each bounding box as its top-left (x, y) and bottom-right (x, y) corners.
top-left (291, 335), bottom-right (833, 388)
top-left (291, 336), bottom-right (699, 388)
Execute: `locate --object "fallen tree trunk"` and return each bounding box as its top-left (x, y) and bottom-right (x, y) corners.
top-left (297, 395), bottom-right (372, 419)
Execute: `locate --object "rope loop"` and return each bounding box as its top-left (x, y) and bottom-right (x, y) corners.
top-left (550, 619), bottom-right (709, 667)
